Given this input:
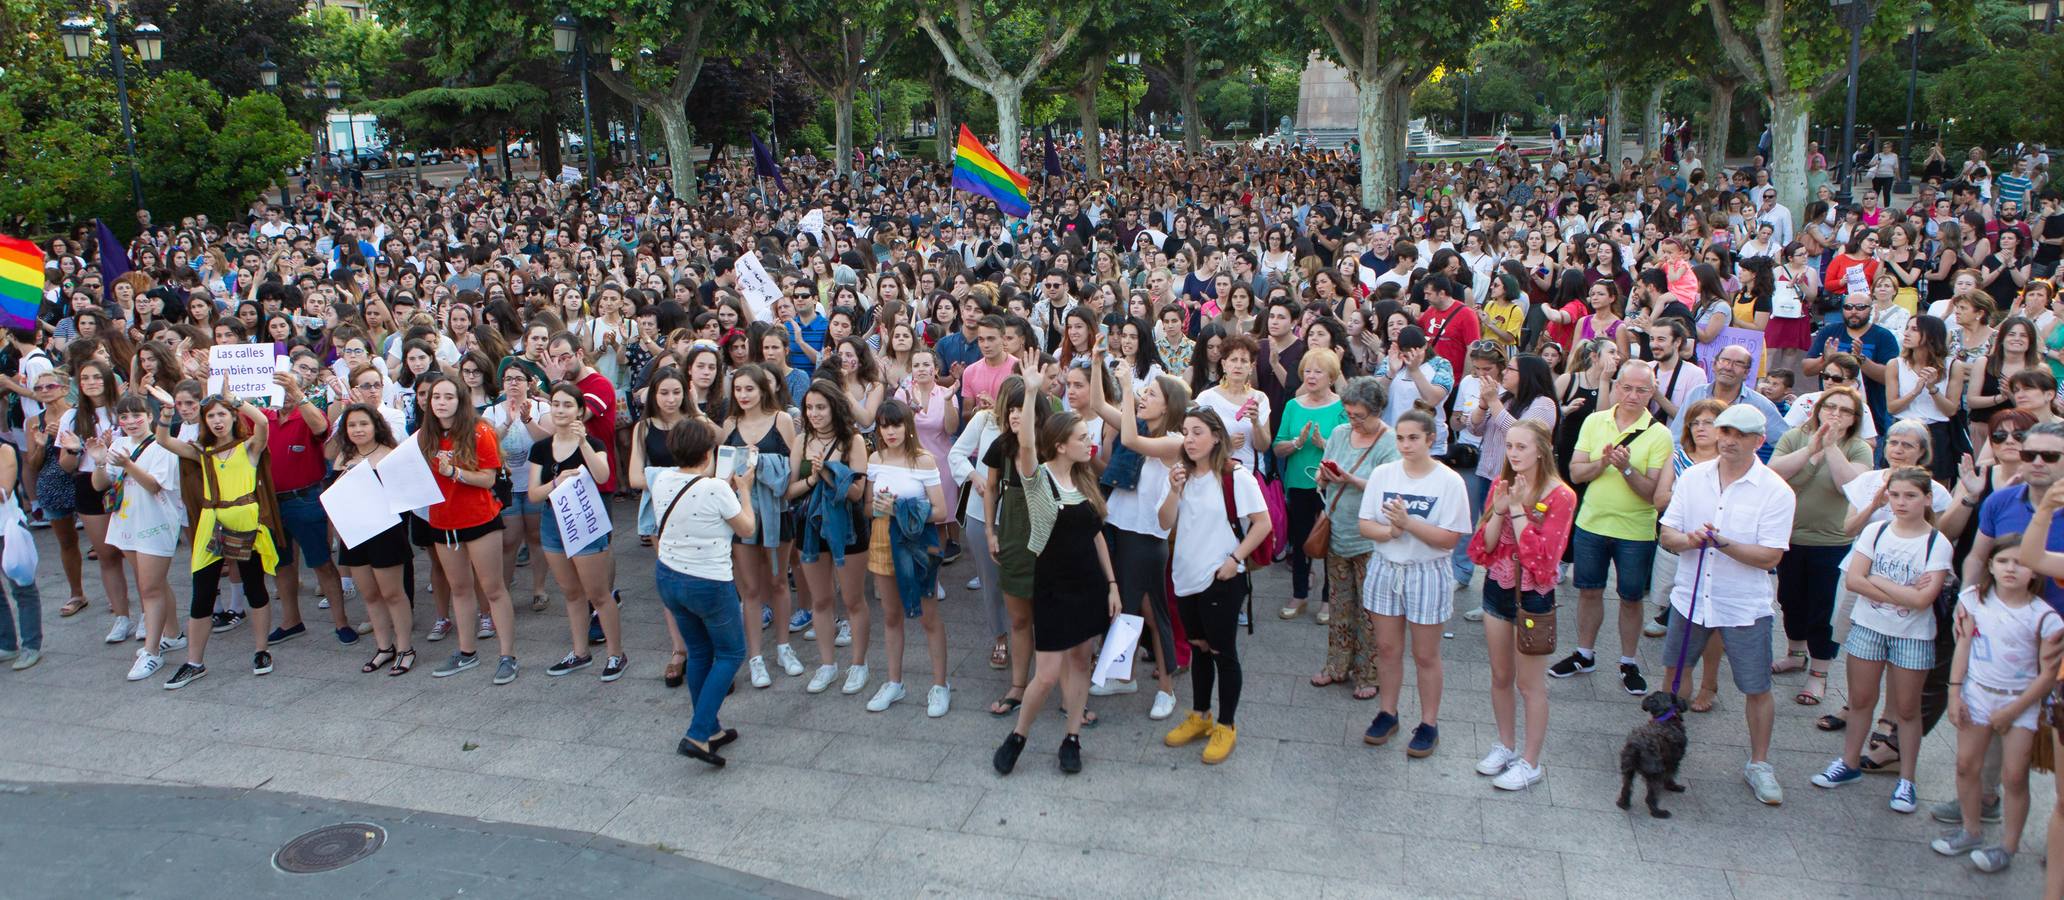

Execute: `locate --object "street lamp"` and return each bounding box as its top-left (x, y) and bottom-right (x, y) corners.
top-left (1114, 51), bottom-right (1140, 168)
top-left (1894, 16), bottom-right (1933, 195)
top-left (552, 8), bottom-right (599, 186)
top-left (2030, 1), bottom-right (2059, 33)
top-left (57, 8), bottom-right (160, 216)
top-left (257, 53), bottom-right (278, 88)
top-left (1829, 0), bottom-right (1875, 205)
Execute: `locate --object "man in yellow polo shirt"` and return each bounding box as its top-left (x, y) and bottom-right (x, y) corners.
top-left (1551, 362), bottom-right (1672, 696)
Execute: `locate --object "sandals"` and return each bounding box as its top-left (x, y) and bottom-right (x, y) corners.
top-left (1316, 603), bottom-right (1331, 625)
top-left (1792, 669), bottom-right (1828, 706)
top-left (1815, 703), bottom-right (1850, 732)
top-left (1861, 722), bottom-right (1900, 772)
top-left (639, 535), bottom-right (653, 547)
top-left (1771, 650), bottom-right (1808, 675)
top-left (1352, 684), bottom-right (1379, 701)
top-left (530, 593), bottom-right (549, 613)
top-left (59, 597), bottom-right (89, 618)
top-left (989, 640), bottom-right (1008, 670)
top-left (664, 651), bottom-right (687, 688)
top-left (361, 647), bottom-right (397, 674)
top-left (989, 685), bottom-right (1027, 717)
top-left (1689, 688), bottom-right (1717, 713)
top-left (1279, 600), bottom-right (1308, 620)
top-left (1310, 672), bottom-right (1341, 688)
top-left (387, 649), bottom-right (416, 676)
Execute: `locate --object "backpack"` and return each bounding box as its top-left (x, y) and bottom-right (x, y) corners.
top-left (1866, 520), bottom-right (1957, 622)
top-left (1219, 463), bottom-right (1278, 570)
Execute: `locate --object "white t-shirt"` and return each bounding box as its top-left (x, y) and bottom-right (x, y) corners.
top-left (1357, 459), bottom-right (1471, 564)
top-left (57, 407), bottom-right (114, 444)
top-left (104, 435), bottom-right (184, 557)
top-left (1452, 376), bottom-right (1485, 448)
top-left (869, 458), bottom-right (941, 499)
top-left (1106, 453), bottom-right (1172, 539)
top-left (1849, 520), bottom-right (1951, 642)
top-left (1170, 464), bottom-right (1267, 597)
top-left (647, 469), bottom-right (742, 581)
top-left (1889, 358), bottom-right (1952, 423)
top-left (1840, 469), bottom-right (1949, 526)
top-left (1959, 587), bottom-right (2064, 690)
top-left (1195, 387), bottom-right (1270, 471)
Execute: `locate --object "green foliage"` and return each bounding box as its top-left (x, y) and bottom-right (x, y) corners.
top-left (209, 92), bottom-right (312, 201)
top-left (1203, 80), bottom-right (1252, 130)
top-left (792, 123), bottom-right (830, 155)
top-left (0, 99), bottom-right (120, 229)
top-left (359, 82), bottom-right (551, 156)
top-left (128, 72), bottom-right (309, 223)
top-left (1925, 37), bottom-right (2064, 153)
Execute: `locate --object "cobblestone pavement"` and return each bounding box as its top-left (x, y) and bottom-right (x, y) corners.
top-left (0, 509), bottom-right (2039, 898)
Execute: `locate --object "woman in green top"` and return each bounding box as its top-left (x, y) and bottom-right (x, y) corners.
top-left (1310, 376), bottom-right (1399, 698)
top-left (1274, 347), bottom-right (1348, 619)
top-left (1766, 385), bottom-right (1874, 707)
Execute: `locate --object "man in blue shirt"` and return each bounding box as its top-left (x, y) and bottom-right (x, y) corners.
top-left (1971, 421), bottom-right (2064, 616)
top-left (932, 293), bottom-right (989, 391)
top-left (780, 281), bottom-right (829, 379)
top-left (1804, 295), bottom-right (1899, 441)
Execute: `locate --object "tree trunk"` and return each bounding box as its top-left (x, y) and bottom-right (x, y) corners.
top-left (1604, 83), bottom-right (1624, 162)
top-left (1076, 83), bottom-right (1102, 181)
top-left (541, 111), bottom-right (564, 180)
top-left (652, 103), bottom-right (698, 202)
top-left (1180, 81), bottom-right (1206, 157)
top-left (990, 83), bottom-right (1024, 173)
top-left (1642, 81), bottom-right (1665, 159)
top-left (1355, 73), bottom-right (1396, 208)
top-left (1388, 82), bottom-right (1412, 182)
top-left (1703, 78), bottom-right (1736, 174)
top-left (929, 66), bottom-right (955, 165)
top-left (834, 87), bottom-right (857, 184)
top-left (1769, 91), bottom-right (1811, 231)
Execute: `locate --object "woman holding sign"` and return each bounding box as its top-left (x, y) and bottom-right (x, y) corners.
top-left (531, 382), bottom-right (625, 682)
top-left (327, 404), bottom-right (415, 675)
top-left (156, 392), bottom-right (280, 690)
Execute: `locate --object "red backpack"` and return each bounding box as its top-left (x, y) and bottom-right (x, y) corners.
top-left (1219, 464), bottom-right (1278, 570)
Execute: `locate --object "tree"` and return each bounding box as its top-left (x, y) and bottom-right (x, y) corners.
top-left (0, 0), bottom-right (122, 229)
top-left (1925, 37), bottom-right (2064, 153)
top-left (127, 71), bottom-right (311, 222)
top-left (127, 0), bottom-right (311, 99)
top-left (358, 81), bottom-right (552, 179)
top-left (776, 3), bottom-right (905, 184)
top-left (914, 0), bottom-right (1096, 171)
top-left (1297, 0), bottom-right (1499, 206)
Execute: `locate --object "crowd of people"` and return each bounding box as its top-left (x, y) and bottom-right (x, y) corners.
top-left (3, 132), bottom-right (2063, 887)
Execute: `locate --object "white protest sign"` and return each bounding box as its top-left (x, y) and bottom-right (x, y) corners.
top-left (547, 467), bottom-right (609, 554)
top-left (208, 343), bottom-right (285, 406)
top-left (1091, 614), bottom-right (1145, 688)
top-left (320, 459), bottom-right (400, 548)
top-left (799, 208), bottom-right (826, 247)
top-left (373, 436), bottom-right (447, 514)
top-left (734, 251), bottom-right (782, 323)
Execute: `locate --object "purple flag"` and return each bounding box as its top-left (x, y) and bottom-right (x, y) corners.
top-left (1043, 124), bottom-right (1063, 178)
top-left (94, 219), bottom-right (131, 305)
top-left (750, 133), bottom-right (785, 193)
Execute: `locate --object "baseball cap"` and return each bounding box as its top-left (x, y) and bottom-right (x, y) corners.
top-left (1713, 405), bottom-right (1766, 435)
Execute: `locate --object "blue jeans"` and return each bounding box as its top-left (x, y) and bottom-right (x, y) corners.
top-left (277, 491), bottom-right (334, 569)
top-left (0, 550), bottom-right (42, 652)
top-left (1451, 470), bottom-right (1488, 586)
top-left (655, 563), bottom-right (746, 743)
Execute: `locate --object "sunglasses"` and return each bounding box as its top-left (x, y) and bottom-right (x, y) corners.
top-left (2026, 449), bottom-right (2064, 464)
top-left (1994, 429), bottom-right (2029, 443)
top-left (1841, 304), bottom-right (1870, 311)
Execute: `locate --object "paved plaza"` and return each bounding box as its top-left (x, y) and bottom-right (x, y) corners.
top-left (0, 508), bottom-right (2040, 898)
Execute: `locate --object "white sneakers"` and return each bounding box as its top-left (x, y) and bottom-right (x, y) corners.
top-left (927, 684), bottom-right (951, 718)
top-left (126, 649), bottom-right (162, 682)
top-left (1150, 691), bottom-right (1178, 720)
top-left (775, 643), bottom-right (804, 677)
top-left (1745, 761), bottom-right (1785, 806)
top-left (104, 615), bottom-right (134, 644)
top-left (841, 664), bottom-right (869, 695)
top-left (807, 665), bottom-right (838, 694)
top-left (1089, 678), bottom-right (1139, 697)
top-left (747, 655), bottom-right (772, 688)
top-left (1493, 760), bottom-right (1544, 791)
top-left (159, 634), bottom-right (188, 652)
top-left (1476, 744), bottom-right (1519, 776)
top-left (866, 681), bottom-right (906, 712)
top-left (834, 620), bottom-right (853, 647)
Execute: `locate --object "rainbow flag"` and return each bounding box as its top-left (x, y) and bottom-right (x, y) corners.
top-left (0, 235), bottom-right (44, 332)
top-left (951, 124), bottom-right (1031, 219)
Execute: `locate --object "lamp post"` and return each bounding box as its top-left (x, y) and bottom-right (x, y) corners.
top-left (1460, 70), bottom-right (1474, 140)
top-left (258, 53), bottom-right (289, 205)
top-left (1895, 17), bottom-right (1933, 195)
top-left (1829, 0), bottom-right (1875, 205)
top-left (552, 10), bottom-right (600, 186)
top-left (59, 6), bottom-right (161, 216)
top-left (2031, 1), bottom-right (2060, 33)
top-left (325, 77), bottom-right (353, 181)
top-left (302, 78), bottom-right (329, 191)
top-left (1114, 52), bottom-right (1140, 168)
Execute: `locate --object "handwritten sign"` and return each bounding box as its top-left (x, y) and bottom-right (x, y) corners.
top-left (547, 467), bottom-right (608, 555)
top-left (207, 343), bottom-right (285, 406)
top-left (734, 251), bottom-right (781, 324)
top-left (1694, 326), bottom-right (1766, 378)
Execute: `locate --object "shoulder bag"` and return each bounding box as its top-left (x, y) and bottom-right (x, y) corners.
top-left (1301, 427), bottom-right (1383, 560)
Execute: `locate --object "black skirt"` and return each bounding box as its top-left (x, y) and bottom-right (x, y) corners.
top-left (338, 520), bottom-right (411, 569)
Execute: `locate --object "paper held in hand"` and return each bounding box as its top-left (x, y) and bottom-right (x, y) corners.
top-left (734, 251), bottom-right (781, 323)
top-left (547, 467), bottom-right (609, 555)
top-left (1091, 614), bottom-right (1145, 688)
top-left (206, 343), bottom-right (286, 406)
top-left (320, 459), bottom-right (400, 549)
top-left (373, 437), bottom-right (447, 514)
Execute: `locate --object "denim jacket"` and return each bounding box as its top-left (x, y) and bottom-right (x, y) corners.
top-left (799, 459), bottom-right (859, 565)
top-left (1098, 418), bottom-right (1148, 491)
top-left (746, 452), bottom-right (792, 547)
top-left (887, 495), bottom-right (939, 617)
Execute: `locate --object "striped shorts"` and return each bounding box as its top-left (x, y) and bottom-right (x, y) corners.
top-left (1362, 557), bottom-right (1455, 626)
top-left (1843, 623), bottom-right (1934, 670)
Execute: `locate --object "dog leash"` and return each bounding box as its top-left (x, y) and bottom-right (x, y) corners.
top-left (1656, 546), bottom-right (1707, 723)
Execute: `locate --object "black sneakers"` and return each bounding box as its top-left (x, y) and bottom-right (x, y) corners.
top-left (993, 732), bottom-right (1027, 775)
top-left (1058, 735), bottom-right (1083, 774)
top-left (210, 611), bottom-right (244, 633)
top-left (599, 655), bottom-right (628, 682)
top-left (252, 651), bottom-right (274, 676)
top-left (547, 653), bottom-right (593, 676)
top-left (1620, 663), bottom-right (1648, 696)
top-left (1547, 651), bottom-right (1596, 679)
top-left (164, 662), bottom-right (207, 690)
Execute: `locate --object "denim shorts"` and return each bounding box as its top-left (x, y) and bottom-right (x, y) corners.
top-left (1571, 526), bottom-right (1655, 602)
top-left (277, 489), bottom-right (334, 569)
top-left (1480, 580), bottom-right (1556, 623)
top-left (541, 506), bottom-right (610, 558)
top-left (501, 490), bottom-right (544, 518)
top-left (1843, 623), bottom-right (1934, 670)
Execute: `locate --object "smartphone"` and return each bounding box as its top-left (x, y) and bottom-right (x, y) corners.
top-left (1322, 460), bottom-right (1345, 478)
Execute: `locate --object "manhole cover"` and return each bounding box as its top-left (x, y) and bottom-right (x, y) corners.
top-left (272, 823), bottom-right (385, 874)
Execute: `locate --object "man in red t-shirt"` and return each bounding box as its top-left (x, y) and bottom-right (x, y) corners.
top-left (1417, 274), bottom-right (1481, 376)
top-left (264, 365), bottom-right (352, 644)
top-left (546, 333), bottom-right (620, 494)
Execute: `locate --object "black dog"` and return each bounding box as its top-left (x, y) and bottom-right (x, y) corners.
top-left (1617, 692), bottom-right (1689, 818)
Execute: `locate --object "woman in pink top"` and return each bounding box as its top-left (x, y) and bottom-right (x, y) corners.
top-left (899, 347), bottom-right (962, 558)
top-left (1465, 419), bottom-right (1578, 790)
